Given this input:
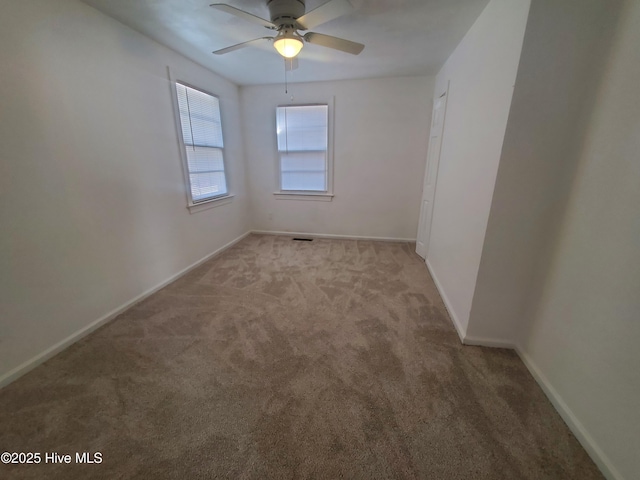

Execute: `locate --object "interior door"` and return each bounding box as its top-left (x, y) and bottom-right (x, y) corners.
top-left (416, 88), bottom-right (448, 259)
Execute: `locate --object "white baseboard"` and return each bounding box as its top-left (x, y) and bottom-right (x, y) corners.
top-left (515, 345), bottom-right (623, 480)
top-left (462, 335), bottom-right (515, 349)
top-left (251, 230), bottom-right (415, 243)
top-left (424, 255), bottom-right (620, 479)
top-left (0, 230), bottom-right (624, 480)
top-left (425, 258), bottom-right (466, 343)
top-left (0, 231), bottom-right (252, 389)
top-left (424, 259), bottom-right (516, 350)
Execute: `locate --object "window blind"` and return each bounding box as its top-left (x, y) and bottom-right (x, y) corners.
top-left (276, 105), bottom-right (328, 192)
top-left (176, 83), bottom-right (228, 202)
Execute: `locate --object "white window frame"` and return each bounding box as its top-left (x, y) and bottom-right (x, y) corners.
top-left (274, 98), bottom-right (334, 202)
top-left (168, 68), bottom-right (233, 213)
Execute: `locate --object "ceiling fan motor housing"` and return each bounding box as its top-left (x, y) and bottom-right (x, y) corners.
top-left (267, 0), bottom-right (305, 27)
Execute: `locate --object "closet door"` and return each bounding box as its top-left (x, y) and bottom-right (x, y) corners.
top-left (416, 87), bottom-right (448, 259)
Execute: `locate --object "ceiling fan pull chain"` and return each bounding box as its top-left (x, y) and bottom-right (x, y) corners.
top-left (284, 60), bottom-right (288, 94)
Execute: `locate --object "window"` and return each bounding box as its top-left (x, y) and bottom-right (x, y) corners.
top-left (175, 82), bottom-right (228, 204)
top-left (276, 104), bottom-right (330, 193)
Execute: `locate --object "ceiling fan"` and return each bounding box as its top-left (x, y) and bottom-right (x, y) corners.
top-left (210, 0), bottom-right (365, 63)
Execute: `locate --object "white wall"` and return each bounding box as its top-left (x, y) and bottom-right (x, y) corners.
top-left (468, 0), bottom-right (620, 343)
top-left (515, 1), bottom-right (639, 478)
top-left (0, 0), bottom-right (250, 383)
top-left (462, 0), bottom-right (636, 476)
top-left (425, 0), bottom-right (531, 337)
top-left (240, 76), bottom-right (433, 240)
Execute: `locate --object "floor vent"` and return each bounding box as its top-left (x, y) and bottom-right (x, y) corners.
top-left (293, 238), bottom-right (313, 242)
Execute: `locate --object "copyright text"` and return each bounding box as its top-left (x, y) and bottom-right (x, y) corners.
top-left (1, 452), bottom-right (102, 464)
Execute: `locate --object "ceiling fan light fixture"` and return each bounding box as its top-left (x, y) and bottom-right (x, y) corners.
top-left (273, 35), bottom-right (303, 58)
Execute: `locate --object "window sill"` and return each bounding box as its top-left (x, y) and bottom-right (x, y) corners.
top-left (188, 194), bottom-right (234, 214)
top-left (273, 192), bottom-right (334, 202)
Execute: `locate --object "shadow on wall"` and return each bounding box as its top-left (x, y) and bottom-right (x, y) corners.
top-left (468, 0), bottom-right (625, 342)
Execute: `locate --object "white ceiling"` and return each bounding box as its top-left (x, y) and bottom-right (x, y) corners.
top-left (82, 0), bottom-right (490, 85)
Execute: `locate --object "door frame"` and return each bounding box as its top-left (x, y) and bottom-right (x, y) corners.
top-left (416, 83), bottom-right (449, 259)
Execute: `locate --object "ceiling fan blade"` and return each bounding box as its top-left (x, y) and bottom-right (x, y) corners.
top-left (210, 4), bottom-right (276, 29)
top-left (213, 37), bottom-right (273, 55)
top-left (285, 57), bottom-right (299, 71)
top-left (295, 0), bottom-right (353, 30)
top-left (303, 32), bottom-right (364, 55)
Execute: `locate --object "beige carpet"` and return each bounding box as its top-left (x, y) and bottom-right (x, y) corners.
top-left (0, 234), bottom-right (602, 479)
